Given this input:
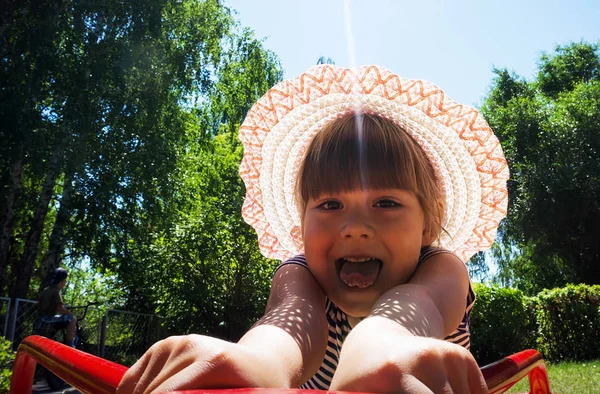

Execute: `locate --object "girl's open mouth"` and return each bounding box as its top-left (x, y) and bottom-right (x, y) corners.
top-left (336, 258), bottom-right (382, 288)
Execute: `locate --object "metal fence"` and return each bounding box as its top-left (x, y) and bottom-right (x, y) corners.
top-left (5, 298), bottom-right (38, 351)
top-left (100, 309), bottom-right (165, 366)
top-left (2, 298), bottom-right (164, 366)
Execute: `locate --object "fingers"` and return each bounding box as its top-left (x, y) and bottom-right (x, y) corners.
top-left (443, 347), bottom-right (489, 394)
top-left (117, 335), bottom-right (203, 394)
top-left (394, 374), bottom-right (437, 394)
top-left (442, 346), bottom-right (489, 394)
top-left (333, 336), bottom-right (487, 394)
top-left (117, 347), bottom-right (152, 394)
top-left (148, 362), bottom-right (214, 394)
top-left (466, 358), bottom-right (489, 394)
top-left (117, 334), bottom-right (244, 394)
top-left (118, 334), bottom-right (488, 394)
top-left (134, 339), bottom-right (185, 394)
top-left (117, 339), bottom-right (169, 394)
top-left (441, 356), bottom-right (470, 394)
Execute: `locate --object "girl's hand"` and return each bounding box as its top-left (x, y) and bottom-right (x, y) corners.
top-left (331, 334), bottom-right (488, 393)
top-left (116, 334), bottom-right (258, 394)
top-left (117, 264), bottom-right (328, 394)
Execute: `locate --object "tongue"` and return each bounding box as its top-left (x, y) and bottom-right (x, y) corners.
top-left (339, 260), bottom-right (380, 288)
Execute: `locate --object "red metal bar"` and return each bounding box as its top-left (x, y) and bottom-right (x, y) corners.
top-left (10, 335), bottom-right (128, 394)
top-left (481, 349), bottom-right (551, 394)
top-left (12, 336), bottom-right (551, 394)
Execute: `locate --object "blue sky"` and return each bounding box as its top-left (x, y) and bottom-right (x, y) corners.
top-left (224, 0), bottom-right (599, 107)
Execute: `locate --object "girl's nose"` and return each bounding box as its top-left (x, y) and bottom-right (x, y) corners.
top-left (340, 214), bottom-right (375, 239)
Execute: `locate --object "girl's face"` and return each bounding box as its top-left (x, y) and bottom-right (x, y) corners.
top-left (302, 188), bottom-right (434, 318)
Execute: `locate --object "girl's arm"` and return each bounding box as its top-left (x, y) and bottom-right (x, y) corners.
top-left (239, 263), bottom-right (329, 385)
top-left (369, 251), bottom-right (470, 338)
top-left (331, 253), bottom-right (488, 393)
top-left (117, 264), bottom-right (328, 394)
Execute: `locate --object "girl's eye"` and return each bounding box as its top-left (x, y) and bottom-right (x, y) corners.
top-left (374, 199), bottom-right (400, 208)
top-left (317, 200), bottom-right (342, 210)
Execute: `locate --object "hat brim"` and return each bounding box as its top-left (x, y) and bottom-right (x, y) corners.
top-left (239, 65), bottom-right (508, 262)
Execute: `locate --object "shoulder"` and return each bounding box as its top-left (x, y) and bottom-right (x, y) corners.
top-left (411, 247), bottom-right (470, 308)
top-left (272, 254), bottom-right (310, 276)
top-left (410, 249), bottom-right (471, 335)
top-left (419, 246), bottom-right (462, 266)
top-left (278, 254), bottom-right (308, 268)
top-left (270, 255), bottom-right (322, 301)
top-left (265, 255), bottom-right (326, 322)
top-left (415, 247), bottom-right (468, 284)
top-left (417, 248), bottom-right (475, 306)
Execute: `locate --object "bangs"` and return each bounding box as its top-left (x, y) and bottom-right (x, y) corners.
top-left (298, 113), bottom-right (433, 202)
top-left (296, 112), bottom-right (444, 241)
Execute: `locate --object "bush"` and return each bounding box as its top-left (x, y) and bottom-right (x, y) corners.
top-left (0, 337), bottom-right (15, 394)
top-left (470, 283), bottom-right (537, 365)
top-left (536, 284), bottom-right (600, 361)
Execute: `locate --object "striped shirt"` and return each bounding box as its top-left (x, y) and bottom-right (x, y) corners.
top-left (277, 247), bottom-right (476, 390)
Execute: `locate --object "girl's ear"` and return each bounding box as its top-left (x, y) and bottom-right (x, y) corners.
top-left (422, 198), bottom-right (444, 247)
top-left (421, 227), bottom-right (436, 247)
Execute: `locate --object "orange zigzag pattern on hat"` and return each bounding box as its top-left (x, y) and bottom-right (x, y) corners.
top-left (239, 65), bottom-right (509, 262)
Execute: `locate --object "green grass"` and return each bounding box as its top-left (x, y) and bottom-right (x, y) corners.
top-left (507, 359), bottom-right (599, 394)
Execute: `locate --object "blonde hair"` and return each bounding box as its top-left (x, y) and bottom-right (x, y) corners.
top-left (296, 112), bottom-right (445, 242)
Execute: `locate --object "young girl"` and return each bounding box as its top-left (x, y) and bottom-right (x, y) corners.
top-left (117, 65), bottom-right (508, 394)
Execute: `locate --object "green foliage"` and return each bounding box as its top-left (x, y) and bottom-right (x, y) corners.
top-left (63, 0), bottom-right (236, 280)
top-left (60, 262), bottom-right (128, 346)
top-left (202, 26), bottom-right (283, 138)
top-left (0, 0), bottom-right (282, 340)
top-left (470, 283), bottom-right (537, 365)
top-left (316, 56), bottom-right (336, 65)
top-left (537, 42), bottom-right (600, 99)
top-left (471, 283), bottom-right (600, 364)
top-left (0, 337), bottom-right (14, 394)
top-left (466, 251), bottom-right (491, 282)
top-left (536, 284), bottom-right (600, 361)
top-left (62, 262), bottom-right (126, 309)
top-left (480, 41), bottom-right (600, 293)
top-left (126, 133), bottom-right (278, 340)
top-left (0, 0), bottom-right (237, 297)
top-left (100, 20), bottom-right (283, 339)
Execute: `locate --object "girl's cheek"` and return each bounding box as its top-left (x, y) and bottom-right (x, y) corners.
top-left (311, 217), bottom-right (337, 235)
top-left (306, 223), bottom-right (323, 241)
top-left (304, 218), bottom-right (334, 248)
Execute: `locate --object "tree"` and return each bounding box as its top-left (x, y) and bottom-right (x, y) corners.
top-left (317, 56), bottom-right (336, 65)
top-left (0, 0), bottom-right (233, 298)
top-left (135, 132), bottom-right (277, 339)
top-left (1, 0), bottom-right (284, 340)
top-left (0, 0), bottom-right (68, 293)
top-left (537, 42), bottom-right (600, 99)
top-left (480, 41), bottom-right (600, 294)
top-left (110, 27), bottom-right (284, 339)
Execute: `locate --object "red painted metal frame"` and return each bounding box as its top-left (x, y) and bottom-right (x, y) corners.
top-left (481, 349), bottom-right (551, 394)
top-left (11, 335), bottom-right (552, 394)
top-left (10, 335), bottom-right (127, 394)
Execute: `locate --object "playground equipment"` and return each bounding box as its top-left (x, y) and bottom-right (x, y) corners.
top-left (11, 335), bottom-right (551, 394)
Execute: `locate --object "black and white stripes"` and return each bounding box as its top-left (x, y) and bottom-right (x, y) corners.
top-left (278, 249), bottom-right (475, 390)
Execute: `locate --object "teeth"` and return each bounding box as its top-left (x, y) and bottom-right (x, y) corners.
top-left (343, 257), bottom-right (374, 263)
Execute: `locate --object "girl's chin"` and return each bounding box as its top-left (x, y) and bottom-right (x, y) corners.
top-left (338, 303), bottom-right (372, 319)
top-left (331, 289), bottom-right (382, 318)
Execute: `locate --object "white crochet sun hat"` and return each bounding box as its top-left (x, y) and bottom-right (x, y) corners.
top-left (238, 65), bottom-right (509, 263)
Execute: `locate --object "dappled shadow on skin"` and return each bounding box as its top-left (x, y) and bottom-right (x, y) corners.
top-left (251, 264), bottom-right (327, 371)
top-left (368, 289), bottom-right (434, 337)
